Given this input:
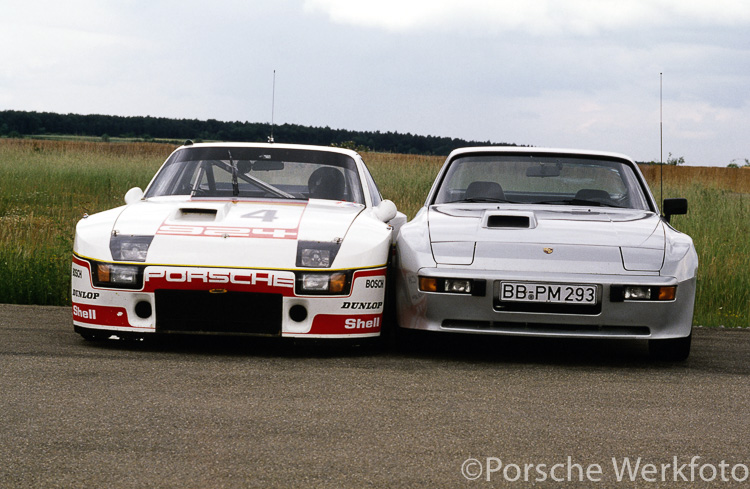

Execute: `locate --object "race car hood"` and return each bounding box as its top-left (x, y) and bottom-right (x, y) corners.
top-left (86, 198), bottom-right (367, 269)
top-left (428, 205), bottom-right (665, 273)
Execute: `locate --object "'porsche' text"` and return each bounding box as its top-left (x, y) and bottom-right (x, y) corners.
top-left (144, 269), bottom-right (295, 288)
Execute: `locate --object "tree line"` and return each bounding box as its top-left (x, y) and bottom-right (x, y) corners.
top-left (0, 110), bottom-right (517, 156)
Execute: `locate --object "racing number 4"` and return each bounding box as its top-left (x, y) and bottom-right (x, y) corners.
top-left (242, 209), bottom-right (278, 222)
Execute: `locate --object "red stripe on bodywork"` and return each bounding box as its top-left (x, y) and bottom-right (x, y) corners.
top-left (72, 303), bottom-right (131, 327)
top-left (308, 314), bottom-right (382, 335)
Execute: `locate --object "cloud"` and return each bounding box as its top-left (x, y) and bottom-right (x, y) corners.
top-left (2, 1), bottom-right (748, 166)
top-left (304, 0), bottom-right (750, 35)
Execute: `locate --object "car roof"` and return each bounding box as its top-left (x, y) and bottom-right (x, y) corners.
top-left (447, 146), bottom-right (635, 163)
top-left (174, 142), bottom-right (361, 159)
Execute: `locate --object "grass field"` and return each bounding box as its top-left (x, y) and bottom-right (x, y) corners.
top-left (1, 138), bottom-right (748, 328)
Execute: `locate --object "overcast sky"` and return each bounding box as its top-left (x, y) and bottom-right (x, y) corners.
top-left (2, 0), bottom-right (748, 165)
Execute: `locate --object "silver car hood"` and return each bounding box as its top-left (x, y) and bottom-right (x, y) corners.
top-left (428, 204), bottom-right (665, 273)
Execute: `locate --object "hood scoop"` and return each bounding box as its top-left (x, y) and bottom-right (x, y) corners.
top-left (176, 207), bottom-right (218, 221)
top-left (484, 211), bottom-right (537, 229)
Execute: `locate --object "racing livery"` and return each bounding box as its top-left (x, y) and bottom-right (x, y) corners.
top-left (72, 142), bottom-right (405, 340)
top-left (396, 147), bottom-right (698, 360)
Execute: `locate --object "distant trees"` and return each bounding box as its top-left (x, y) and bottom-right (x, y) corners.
top-left (667, 153), bottom-right (685, 166)
top-left (727, 158), bottom-right (750, 168)
top-left (0, 110), bottom-right (516, 156)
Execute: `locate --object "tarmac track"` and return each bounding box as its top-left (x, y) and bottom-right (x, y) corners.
top-left (1, 303), bottom-right (749, 488)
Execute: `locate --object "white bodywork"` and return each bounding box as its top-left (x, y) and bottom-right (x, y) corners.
top-left (396, 147), bottom-right (698, 359)
top-left (72, 143), bottom-right (406, 339)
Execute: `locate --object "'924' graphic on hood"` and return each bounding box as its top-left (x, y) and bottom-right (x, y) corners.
top-left (155, 206), bottom-right (306, 240)
top-left (157, 224), bottom-right (299, 239)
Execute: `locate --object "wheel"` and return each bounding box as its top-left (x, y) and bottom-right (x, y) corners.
top-left (649, 333), bottom-right (691, 361)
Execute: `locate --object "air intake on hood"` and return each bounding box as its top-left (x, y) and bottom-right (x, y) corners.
top-left (486, 215), bottom-right (530, 228)
top-left (177, 208), bottom-right (218, 221)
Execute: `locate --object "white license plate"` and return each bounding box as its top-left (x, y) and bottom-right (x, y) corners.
top-left (499, 282), bottom-right (597, 304)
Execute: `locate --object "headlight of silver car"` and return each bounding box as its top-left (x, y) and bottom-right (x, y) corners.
top-left (610, 285), bottom-right (676, 301)
top-left (418, 276), bottom-right (487, 296)
top-left (109, 235), bottom-right (154, 262)
top-left (296, 241), bottom-right (341, 268)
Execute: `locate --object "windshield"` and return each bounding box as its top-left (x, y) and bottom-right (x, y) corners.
top-left (433, 154), bottom-right (652, 211)
top-left (145, 146), bottom-right (365, 204)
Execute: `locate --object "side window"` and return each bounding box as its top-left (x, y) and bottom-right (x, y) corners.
top-left (361, 165), bottom-right (382, 206)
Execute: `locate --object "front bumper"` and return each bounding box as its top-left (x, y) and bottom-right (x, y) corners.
top-left (396, 268), bottom-right (695, 340)
top-left (72, 255), bottom-right (387, 338)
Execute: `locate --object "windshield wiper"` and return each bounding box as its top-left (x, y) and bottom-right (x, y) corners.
top-left (452, 197), bottom-right (517, 204)
top-left (533, 199), bottom-right (622, 208)
top-left (242, 173), bottom-right (295, 199)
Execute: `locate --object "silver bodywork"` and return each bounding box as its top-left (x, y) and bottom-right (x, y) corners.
top-left (395, 147), bottom-right (697, 357)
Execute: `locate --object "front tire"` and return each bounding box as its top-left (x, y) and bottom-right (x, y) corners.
top-left (649, 333), bottom-right (691, 361)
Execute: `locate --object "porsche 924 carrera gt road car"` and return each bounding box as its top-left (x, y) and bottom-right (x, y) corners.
top-left (72, 142), bottom-right (405, 340)
top-left (396, 147), bottom-right (697, 360)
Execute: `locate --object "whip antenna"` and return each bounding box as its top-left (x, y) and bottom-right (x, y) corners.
top-left (269, 70), bottom-right (276, 143)
top-left (659, 72), bottom-right (663, 211)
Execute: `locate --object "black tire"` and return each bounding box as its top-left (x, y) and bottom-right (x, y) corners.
top-left (649, 333), bottom-right (691, 361)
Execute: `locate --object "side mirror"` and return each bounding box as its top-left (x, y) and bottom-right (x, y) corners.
top-left (662, 198), bottom-right (687, 223)
top-left (124, 187), bottom-right (144, 205)
top-left (374, 199), bottom-right (398, 223)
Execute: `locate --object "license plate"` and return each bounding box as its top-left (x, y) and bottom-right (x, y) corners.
top-left (499, 282), bottom-right (597, 304)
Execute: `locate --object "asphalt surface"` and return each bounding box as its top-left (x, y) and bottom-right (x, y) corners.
top-left (1, 303), bottom-right (749, 488)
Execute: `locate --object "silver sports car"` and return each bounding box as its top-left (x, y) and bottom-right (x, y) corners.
top-left (395, 147), bottom-right (697, 360)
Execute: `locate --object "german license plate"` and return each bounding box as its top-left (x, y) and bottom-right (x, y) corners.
top-left (499, 282), bottom-right (597, 304)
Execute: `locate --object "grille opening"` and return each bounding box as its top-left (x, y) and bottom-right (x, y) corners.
top-left (289, 305), bottom-right (308, 322)
top-left (486, 215), bottom-right (530, 228)
top-left (441, 320), bottom-right (650, 337)
top-left (135, 300), bottom-right (152, 319)
top-left (155, 290), bottom-right (281, 336)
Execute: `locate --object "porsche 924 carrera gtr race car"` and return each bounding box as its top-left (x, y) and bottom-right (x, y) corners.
top-left (72, 142), bottom-right (405, 340)
top-left (396, 147), bottom-right (698, 360)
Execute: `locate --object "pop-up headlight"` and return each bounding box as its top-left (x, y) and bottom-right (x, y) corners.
top-left (296, 241), bottom-right (341, 268)
top-left (109, 235), bottom-right (154, 262)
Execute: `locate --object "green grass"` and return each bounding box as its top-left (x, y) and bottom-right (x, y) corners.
top-left (0, 140), bottom-right (168, 305)
top-left (662, 185), bottom-right (749, 328)
top-left (1, 139), bottom-right (747, 328)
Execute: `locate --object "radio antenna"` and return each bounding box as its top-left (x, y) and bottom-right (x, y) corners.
top-left (659, 72), bottom-right (663, 211)
top-left (269, 70), bottom-right (276, 143)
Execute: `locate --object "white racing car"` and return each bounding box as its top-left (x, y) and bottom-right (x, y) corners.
top-left (72, 142), bottom-right (405, 340)
top-left (396, 147), bottom-right (698, 360)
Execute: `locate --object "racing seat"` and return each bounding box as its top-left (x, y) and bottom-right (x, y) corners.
top-left (465, 181), bottom-right (505, 201)
top-left (308, 167), bottom-right (346, 201)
